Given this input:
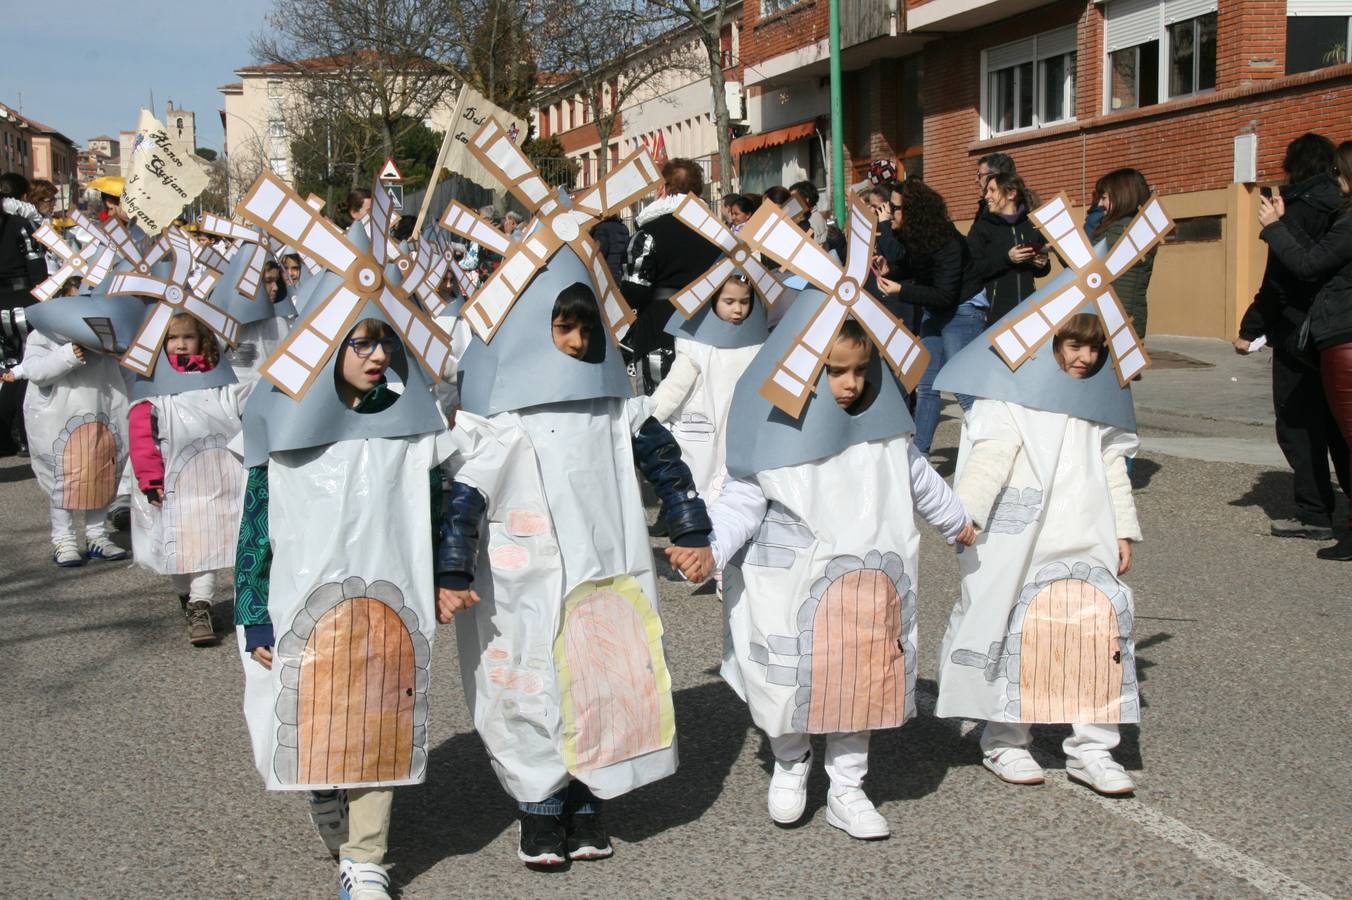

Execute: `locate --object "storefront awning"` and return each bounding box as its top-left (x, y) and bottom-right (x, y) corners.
top-left (731, 120), bottom-right (817, 158)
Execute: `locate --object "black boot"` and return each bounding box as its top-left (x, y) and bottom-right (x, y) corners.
top-left (1316, 534), bottom-right (1352, 561)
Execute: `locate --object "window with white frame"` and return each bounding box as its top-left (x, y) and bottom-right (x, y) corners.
top-left (1104, 0), bottom-right (1217, 113)
top-left (1286, 2), bottom-right (1352, 74)
top-left (982, 26), bottom-right (1078, 137)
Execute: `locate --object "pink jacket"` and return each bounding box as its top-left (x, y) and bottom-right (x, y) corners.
top-left (127, 353), bottom-right (215, 492)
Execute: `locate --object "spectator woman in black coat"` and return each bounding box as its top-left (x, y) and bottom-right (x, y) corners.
top-left (1260, 141), bottom-right (1352, 561)
top-left (967, 172), bottom-right (1051, 323)
top-left (1237, 133), bottom-right (1348, 541)
top-left (874, 179), bottom-right (988, 455)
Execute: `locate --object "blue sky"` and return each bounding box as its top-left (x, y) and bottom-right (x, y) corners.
top-left (4, 0), bottom-right (275, 151)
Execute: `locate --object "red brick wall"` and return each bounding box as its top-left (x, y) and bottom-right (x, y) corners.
top-left (920, 1), bottom-right (1352, 210)
top-left (741, 0), bottom-right (828, 67)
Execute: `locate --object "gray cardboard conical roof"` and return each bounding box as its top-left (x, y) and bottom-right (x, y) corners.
top-left (725, 285), bottom-right (915, 478)
top-left (933, 267), bottom-right (1137, 431)
top-left (26, 257), bottom-right (149, 355)
top-left (209, 244), bottom-right (296, 324)
top-left (665, 294), bottom-right (768, 349)
top-left (239, 294), bottom-right (446, 466)
top-left (457, 245), bottom-right (632, 416)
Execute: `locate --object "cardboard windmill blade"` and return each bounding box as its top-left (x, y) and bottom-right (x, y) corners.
top-left (105, 226), bottom-right (240, 376)
top-left (667, 194), bottom-right (786, 321)
top-left (396, 234), bottom-right (451, 315)
top-left (200, 214), bottom-right (271, 301)
top-left (234, 171), bottom-right (452, 400)
top-left (413, 226), bottom-right (463, 316)
top-left (29, 224), bottom-right (118, 301)
top-left (986, 192), bottom-right (1172, 386)
top-left (437, 116), bottom-right (660, 345)
top-left (738, 197), bottom-right (929, 419)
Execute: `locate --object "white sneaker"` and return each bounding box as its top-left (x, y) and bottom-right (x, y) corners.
top-left (309, 790), bottom-right (348, 858)
top-left (825, 787), bottom-right (890, 839)
top-left (982, 747), bottom-right (1045, 785)
top-left (338, 858), bottom-right (390, 900)
top-left (1066, 755), bottom-right (1136, 796)
top-left (85, 535), bottom-right (129, 561)
top-left (52, 539), bottom-right (84, 567)
top-left (767, 751), bottom-right (811, 824)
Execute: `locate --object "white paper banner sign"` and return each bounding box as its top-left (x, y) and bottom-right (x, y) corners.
top-left (444, 87), bottom-right (528, 190)
top-left (123, 109), bottom-right (210, 233)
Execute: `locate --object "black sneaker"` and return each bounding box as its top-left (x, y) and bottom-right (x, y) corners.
top-left (517, 812), bottom-right (567, 866)
top-left (566, 811), bottom-right (613, 861)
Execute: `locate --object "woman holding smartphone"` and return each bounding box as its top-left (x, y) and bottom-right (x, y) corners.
top-left (966, 172), bottom-right (1052, 324)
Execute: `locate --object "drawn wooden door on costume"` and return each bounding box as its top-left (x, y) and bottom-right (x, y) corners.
top-left (53, 414), bottom-right (121, 509)
top-left (297, 598), bottom-right (416, 783)
top-left (161, 435), bottom-right (244, 573)
top-left (556, 575), bottom-right (675, 773)
top-left (1019, 578), bottom-right (1123, 723)
top-left (807, 556), bottom-right (908, 733)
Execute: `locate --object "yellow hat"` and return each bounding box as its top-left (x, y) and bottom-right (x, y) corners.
top-left (51, 216), bottom-right (76, 230)
top-left (87, 175), bottom-right (125, 197)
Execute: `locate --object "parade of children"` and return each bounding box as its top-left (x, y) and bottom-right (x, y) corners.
top-left (3, 81), bottom-right (1350, 896)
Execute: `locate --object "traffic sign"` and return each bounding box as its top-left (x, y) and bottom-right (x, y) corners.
top-left (378, 157), bottom-right (404, 182)
top-left (384, 184), bottom-right (404, 211)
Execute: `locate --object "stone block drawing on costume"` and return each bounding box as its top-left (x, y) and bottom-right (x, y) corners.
top-left (554, 575), bottom-right (675, 774)
top-left (272, 577), bottom-right (431, 785)
top-left (51, 413), bottom-right (123, 509)
top-left (742, 501), bottom-right (814, 569)
top-left (161, 434), bottom-right (245, 573)
top-left (986, 486), bottom-right (1042, 535)
top-left (950, 560), bottom-right (1137, 723)
top-left (749, 551), bottom-right (916, 733)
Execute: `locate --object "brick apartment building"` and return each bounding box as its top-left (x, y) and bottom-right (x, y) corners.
top-left (0, 102), bottom-right (79, 208)
top-left (731, 0), bottom-right (1352, 338)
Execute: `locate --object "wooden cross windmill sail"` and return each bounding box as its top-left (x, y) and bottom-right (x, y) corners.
top-left (234, 172), bottom-right (452, 400)
top-left (105, 226), bottom-right (240, 376)
top-left (29, 225), bottom-right (117, 302)
top-left (988, 192), bottom-right (1172, 386)
top-left (437, 116), bottom-right (661, 345)
top-left (739, 198), bottom-right (929, 419)
top-left (667, 195), bottom-right (786, 319)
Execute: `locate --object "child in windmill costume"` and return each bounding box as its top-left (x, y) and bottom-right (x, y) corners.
top-left (933, 193), bottom-right (1172, 797)
top-left (229, 172), bottom-right (459, 900)
top-left (108, 227), bottom-right (250, 646)
top-left (650, 195), bottom-right (786, 503)
top-left (667, 200), bottom-right (973, 839)
top-left (4, 226), bottom-right (135, 566)
top-left (435, 119), bottom-right (712, 867)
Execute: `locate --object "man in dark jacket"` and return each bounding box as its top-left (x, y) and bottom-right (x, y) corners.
top-left (620, 159), bottom-right (721, 391)
top-left (1236, 133), bottom-right (1349, 539)
top-left (590, 214), bottom-right (630, 280)
top-left (0, 171), bottom-right (45, 456)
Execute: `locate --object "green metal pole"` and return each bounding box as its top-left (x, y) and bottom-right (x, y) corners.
top-left (828, 0), bottom-right (846, 226)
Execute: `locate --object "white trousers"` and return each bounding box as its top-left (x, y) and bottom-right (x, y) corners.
top-left (768, 731), bottom-right (871, 789)
top-left (171, 571), bottom-right (216, 604)
top-left (50, 506), bottom-right (109, 543)
top-left (980, 721), bottom-right (1121, 763)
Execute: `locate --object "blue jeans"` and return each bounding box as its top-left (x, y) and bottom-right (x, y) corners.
top-left (913, 303), bottom-right (987, 454)
top-left (519, 780), bottom-right (602, 816)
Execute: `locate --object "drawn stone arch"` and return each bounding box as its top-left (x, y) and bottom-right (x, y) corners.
top-left (748, 551), bottom-right (916, 734)
top-left (51, 413), bottom-right (122, 509)
top-left (1002, 561), bottom-right (1136, 723)
top-left (272, 577), bottom-right (431, 786)
top-left (161, 434), bottom-right (244, 573)
top-left (555, 575), bottom-right (675, 775)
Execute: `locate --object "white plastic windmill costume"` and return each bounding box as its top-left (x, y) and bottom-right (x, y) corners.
top-left (667, 195), bottom-right (786, 319)
top-left (437, 116), bottom-right (661, 345)
top-left (29, 224), bottom-right (117, 301)
top-left (987, 192), bottom-right (1171, 386)
top-left (234, 172), bottom-right (453, 400)
top-left (739, 197), bottom-right (929, 418)
top-left (105, 226), bottom-right (239, 376)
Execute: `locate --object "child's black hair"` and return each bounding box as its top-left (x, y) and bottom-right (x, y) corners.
top-left (551, 282), bottom-right (602, 330)
top-left (837, 317), bottom-right (871, 349)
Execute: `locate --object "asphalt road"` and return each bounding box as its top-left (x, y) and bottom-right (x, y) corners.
top-left (1, 413), bottom-right (1347, 899)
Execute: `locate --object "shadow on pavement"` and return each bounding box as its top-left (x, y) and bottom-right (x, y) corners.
top-left (1129, 457), bottom-right (1162, 489)
top-left (1228, 469), bottom-right (1297, 521)
top-left (388, 680), bottom-right (750, 886)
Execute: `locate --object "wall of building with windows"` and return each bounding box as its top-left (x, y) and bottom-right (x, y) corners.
top-left (917, 0), bottom-right (1352, 339)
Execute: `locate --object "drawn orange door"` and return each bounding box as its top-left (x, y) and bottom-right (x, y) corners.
top-left (1019, 579), bottom-right (1123, 722)
top-left (59, 420), bottom-right (118, 509)
top-left (297, 597), bottom-right (416, 784)
top-left (808, 568), bottom-right (906, 733)
top-left (560, 582), bottom-right (672, 773)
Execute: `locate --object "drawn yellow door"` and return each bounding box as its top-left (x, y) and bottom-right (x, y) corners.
top-left (808, 567), bottom-right (906, 733)
top-left (1020, 579), bottom-right (1123, 722)
top-left (297, 598), bottom-right (416, 784)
